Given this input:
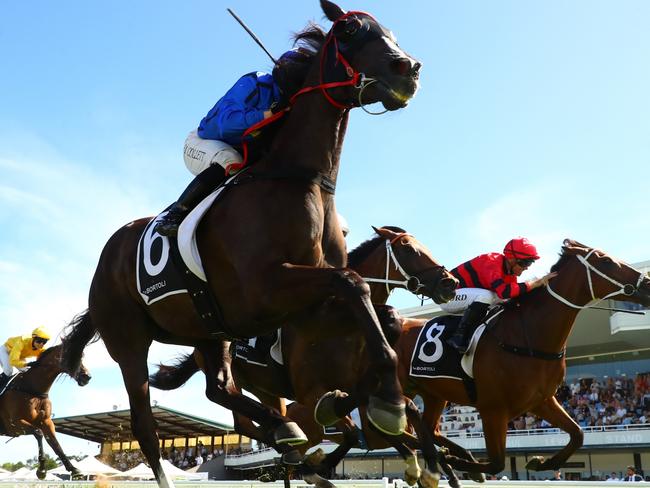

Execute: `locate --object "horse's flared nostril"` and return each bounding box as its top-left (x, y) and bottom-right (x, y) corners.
top-left (411, 62), bottom-right (422, 77)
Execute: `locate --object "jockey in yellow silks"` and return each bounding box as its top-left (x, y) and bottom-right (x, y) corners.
top-left (0, 327), bottom-right (51, 383)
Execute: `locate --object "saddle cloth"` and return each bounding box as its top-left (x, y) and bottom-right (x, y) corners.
top-left (136, 176), bottom-right (236, 305)
top-left (233, 330), bottom-right (284, 367)
top-left (409, 315), bottom-right (487, 380)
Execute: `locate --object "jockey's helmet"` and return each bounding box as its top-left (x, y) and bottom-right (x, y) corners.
top-left (503, 237), bottom-right (540, 263)
top-left (32, 327), bottom-right (52, 341)
top-left (273, 48), bottom-right (312, 101)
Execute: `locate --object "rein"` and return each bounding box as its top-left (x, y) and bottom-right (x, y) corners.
top-left (231, 10), bottom-right (390, 173)
top-left (362, 233), bottom-right (444, 297)
top-left (546, 249), bottom-right (645, 311)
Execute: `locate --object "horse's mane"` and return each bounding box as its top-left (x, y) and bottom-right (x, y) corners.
top-left (506, 245), bottom-right (574, 309)
top-left (347, 226), bottom-right (407, 269)
top-left (292, 23), bottom-right (327, 58)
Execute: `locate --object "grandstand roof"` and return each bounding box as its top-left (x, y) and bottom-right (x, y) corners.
top-left (53, 405), bottom-right (233, 444)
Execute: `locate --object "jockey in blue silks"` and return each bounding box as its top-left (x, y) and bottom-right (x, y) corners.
top-left (156, 49), bottom-right (312, 236)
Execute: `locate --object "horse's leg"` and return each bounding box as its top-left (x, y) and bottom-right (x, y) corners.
top-left (117, 352), bottom-right (175, 488)
top-left (197, 341), bottom-right (306, 447)
top-left (423, 397), bottom-right (485, 483)
top-left (40, 419), bottom-right (81, 477)
top-left (442, 411), bottom-right (508, 476)
top-left (258, 265), bottom-right (404, 434)
top-left (32, 429), bottom-right (47, 480)
top-left (526, 397), bottom-right (584, 471)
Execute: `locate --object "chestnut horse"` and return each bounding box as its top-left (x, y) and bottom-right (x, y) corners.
top-left (389, 240), bottom-right (650, 481)
top-left (150, 226), bottom-right (458, 488)
top-left (61, 2), bottom-right (421, 487)
top-left (0, 344), bottom-right (91, 480)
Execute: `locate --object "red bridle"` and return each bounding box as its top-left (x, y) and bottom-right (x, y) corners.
top-left (227, 11), bottom-right (376, 174)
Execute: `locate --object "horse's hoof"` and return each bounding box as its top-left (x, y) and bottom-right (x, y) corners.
top-left (274, 421), bottom-right (308, 445)
top-left (525, 455), bottom-right (545, 471)
top-left (304, 448), bottom-right (326, 467)
top-left (419, 469), bottom-right (440, 488)
top-left (448, 476), bottom-right (462, 488)
top-left (304, 473), bottom-right (336, 488)
top-left (468, 471), bottom-right (486, 483)
top-left (366, 395), bottom-right (407, 435)
top-left (36, 468), bottom-right (46, 480)
top-left (281, 449), bottom-right (303, 466)
top-left (405, 467), bottom-right (422, 486)
top-left (314, 390), bottom-right (347, 426)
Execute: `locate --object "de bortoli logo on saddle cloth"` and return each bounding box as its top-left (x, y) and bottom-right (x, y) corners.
top-left (136, 186), bottom-right (227, 304)
top-left (410, 315), bottom-right (488, 380)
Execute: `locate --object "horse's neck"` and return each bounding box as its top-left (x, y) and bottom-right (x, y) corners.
top-left (354, 248), bottom-right (392, 305)
top-left (516, 266), bottom-right (590, 352)
top-left (16, 365), bottom-right (59, 395)
top-left (262, 76), bottom-right (349, 179)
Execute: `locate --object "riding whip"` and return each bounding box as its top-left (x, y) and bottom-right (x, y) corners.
top-left (226, 8), bottom-right (278, 65)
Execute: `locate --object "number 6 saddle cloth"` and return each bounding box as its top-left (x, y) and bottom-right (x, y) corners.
top-left (409, 310), bottom-right (503, 380)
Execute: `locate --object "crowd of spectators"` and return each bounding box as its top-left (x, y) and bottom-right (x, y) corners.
top-left (103, 450), bottom-right (146, 471)
top-left (105, 441), bottom-right (226, 471)
top-left (162, 441), bottom-right (225, 469)
top-left (440, 373), bottom-right (650, 434)
top-left (517, 373), bottom-right (650, 431)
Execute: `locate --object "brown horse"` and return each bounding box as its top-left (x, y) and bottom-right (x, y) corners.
top-left (61, 2), bottom-right (421, 487)
top-left (150, 226), bottom-right (458, 487)
top-left (0, 344), bottom-right (91, 480)
top-left (388, 239), bottom-right (650, 480)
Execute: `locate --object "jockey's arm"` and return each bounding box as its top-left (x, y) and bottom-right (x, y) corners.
top-left (200, 76), bottom-right (269, 143)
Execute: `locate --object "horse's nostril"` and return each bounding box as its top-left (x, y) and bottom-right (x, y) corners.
top-left (412, 62), bottom-right (422, 74)
top-left (392, 58), bottom-right (412, 76)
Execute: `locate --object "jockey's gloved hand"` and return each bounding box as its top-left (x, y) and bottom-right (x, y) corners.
top-left (270, 101), bottom-right (289, 114)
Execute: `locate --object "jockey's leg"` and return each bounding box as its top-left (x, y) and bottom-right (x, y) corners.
top-left (156, 163), bottom-right (226, 236)
top-left (444, 288), bottom-right (496, 355)
top-left (446, 301), bottom-right (489, 354)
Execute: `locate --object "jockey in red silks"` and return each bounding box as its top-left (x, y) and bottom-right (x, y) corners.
top-left (155, 49), bottom-right (312, 237)
top-left (441, 237), bottom-right (557, 354)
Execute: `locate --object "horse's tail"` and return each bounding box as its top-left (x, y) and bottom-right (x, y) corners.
top-left (149, 353), bottom-right (199, 390)
top-left (61, 309), bottom-right (98, 375)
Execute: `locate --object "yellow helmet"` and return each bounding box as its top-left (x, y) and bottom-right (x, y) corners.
top-left (32, 327), bottom-right (52, 341)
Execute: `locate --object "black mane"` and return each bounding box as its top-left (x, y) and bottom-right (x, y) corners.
top-left (347, 226), bottom-right (407, 269)
top-left (293, 23), bottom-right (328, 55)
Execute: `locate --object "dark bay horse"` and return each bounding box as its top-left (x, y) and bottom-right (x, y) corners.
top-left (61, 2), bottom-right (421, 487)
top-left (390, 240), bottom-right (650, 480)
top-left (0, 345), bottom-right (91, 480)
top-left (151, 226), bottom-right (458, 487)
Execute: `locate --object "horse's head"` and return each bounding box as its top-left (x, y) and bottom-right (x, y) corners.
top-left (319, 0), bottom-right (421, 111)
top-left (372, 226), bottom-right (458, 303)
top-left (56, 343), bottom-right (92, 387)
top-left (553, 239), bottom-right (650, 307)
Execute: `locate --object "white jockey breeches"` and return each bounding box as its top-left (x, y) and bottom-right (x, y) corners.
top-left (183, 130), bottom-right (243, 176)
top-left (0, 346), bottom-right (14, 375)
top-left (439, 287), bottom-right (502, 314)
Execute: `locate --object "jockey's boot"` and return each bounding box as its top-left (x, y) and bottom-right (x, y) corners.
top-left (446, 301), bottom-right (490, 354)
top-left (155, 164), bottom-right (226, 237)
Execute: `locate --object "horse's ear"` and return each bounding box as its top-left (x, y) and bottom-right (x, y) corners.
top-left (562, 238), bottom-right (590, 254)
top-left (373, 226), bottom-right (395, 239)
top-left (321, 0), bottom-right (346, 22)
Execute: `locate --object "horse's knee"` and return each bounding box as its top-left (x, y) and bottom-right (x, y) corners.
top-left (333, 269), bottom-right (370, 299)
top-left (487, 459), bottom-right (506, 475)
top-left (572, 428), bottom-right (584, 447)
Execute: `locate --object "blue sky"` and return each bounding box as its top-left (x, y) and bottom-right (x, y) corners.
top-left (1, 0), bottom-right (649, 463)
